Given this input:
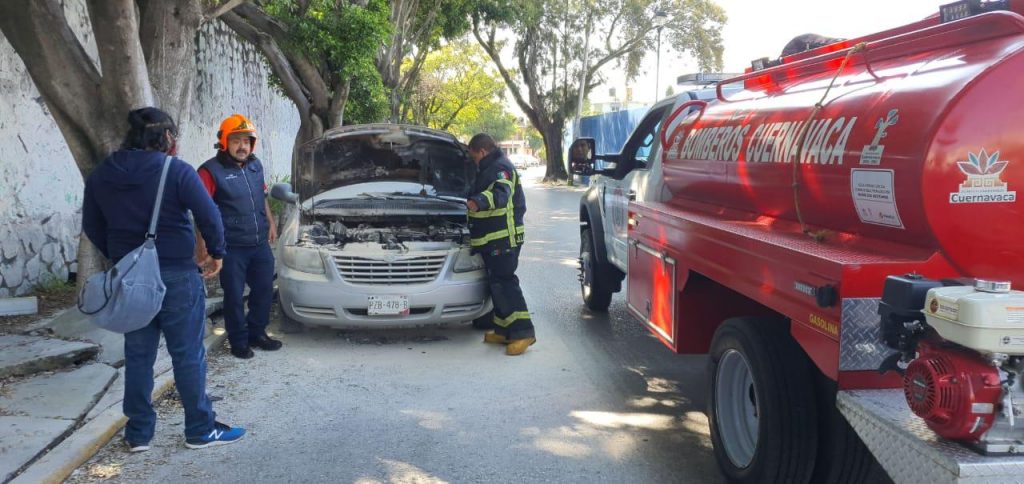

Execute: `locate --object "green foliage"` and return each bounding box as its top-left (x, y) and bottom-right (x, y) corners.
top-left (472, 0), bottom-right (726, 180)
top-left (525, 127), bottom-right (544, 151)
top-left (344, 64), bottom-right (390, 124)
top-left (34, 274), bottom-right (73, 296)
top-left (267, 174), bottom-right (292, 221)
top-left (453, 102), bottom-right (516, 141)
top-left (403, 40), bottom-right (513, 138)
top-left (263, 0), bottom-right (392, 123)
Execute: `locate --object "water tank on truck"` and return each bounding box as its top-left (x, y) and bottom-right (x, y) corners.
top-left (622, 1), bottom-right (1024, 482)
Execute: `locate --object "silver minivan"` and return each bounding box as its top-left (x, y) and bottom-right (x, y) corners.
top-left (270, 124), bottom-right (491, 329)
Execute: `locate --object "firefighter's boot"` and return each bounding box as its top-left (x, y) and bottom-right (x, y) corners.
top-left (505, 337), bottom-right (536, 356)
top-left (483, 330), bottom-right (508, 344)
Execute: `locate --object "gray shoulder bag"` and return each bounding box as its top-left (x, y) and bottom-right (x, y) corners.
top-left (78, 156), bottom-right (172, 333)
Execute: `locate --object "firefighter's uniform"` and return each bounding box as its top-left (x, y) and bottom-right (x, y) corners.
top-left (467, 149), bottom-right (535, 355)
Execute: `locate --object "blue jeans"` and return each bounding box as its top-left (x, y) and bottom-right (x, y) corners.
top-left (123, 269), bottom-right (215, 444)
top-left (221, 243), bottom-right (275, 348)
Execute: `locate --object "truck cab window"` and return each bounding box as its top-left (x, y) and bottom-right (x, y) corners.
top-left (634, 123), bottom-right (661, 164)
top-left (614, 107), bottom-right (669, 178)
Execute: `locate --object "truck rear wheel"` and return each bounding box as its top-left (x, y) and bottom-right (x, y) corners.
top-left (708, 317), bottom-right (818, 483)
top-left (811, 371), bottom-right (892, 484)
top-left (579, 228), bottom-right (615, 311)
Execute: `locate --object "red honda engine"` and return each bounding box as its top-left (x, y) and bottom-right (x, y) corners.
top-left (904, 340), bottom-right (1003, 440)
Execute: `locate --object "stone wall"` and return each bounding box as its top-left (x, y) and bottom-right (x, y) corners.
top-left (0, 3), bottom-right (299, 297)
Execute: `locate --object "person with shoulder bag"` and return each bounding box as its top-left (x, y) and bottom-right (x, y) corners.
top-left (81, 107), bottom-right (246, 451)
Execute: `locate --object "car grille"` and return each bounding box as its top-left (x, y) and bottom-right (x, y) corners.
top-left (333, 254), bottom-right (448, 285)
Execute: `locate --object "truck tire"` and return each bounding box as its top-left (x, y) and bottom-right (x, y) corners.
top-left (811, 371), bottom-right (892, 484)
top-left (708, 317), bottom-right (818, 483)
top-left (579, 228), bottom-right (615, 311)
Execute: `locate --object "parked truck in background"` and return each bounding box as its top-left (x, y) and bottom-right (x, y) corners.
top-left (572, 1), bottom-right (1024, 482)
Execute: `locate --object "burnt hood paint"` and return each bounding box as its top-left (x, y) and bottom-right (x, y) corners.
top-left (295, 124), bottom-right (475, 201)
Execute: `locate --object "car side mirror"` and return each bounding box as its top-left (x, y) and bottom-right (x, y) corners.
top-left (569, 138), bottom-right (596, 176)
top-left (270, 182), bottom-right (299, 203)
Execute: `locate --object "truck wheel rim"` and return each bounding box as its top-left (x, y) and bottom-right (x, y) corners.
top-left (716, 349), bottom-right (759, 468)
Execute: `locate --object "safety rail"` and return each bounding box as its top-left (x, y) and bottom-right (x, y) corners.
top-left (715, 10), bottom-right (1024, 102)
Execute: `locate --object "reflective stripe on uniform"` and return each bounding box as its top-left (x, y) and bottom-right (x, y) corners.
top-left (468, 207), bottom-right (508, 218)
top-left (493, 311), bottom-right (532, 327)
top-left (480, 189), bottom-right (495, 210)
top-left (470, 166), bottom-right (523, 248)
top-left (471, 225), bottom-right (525, 247)
top-left (506, 171), bottom-right (518, 247)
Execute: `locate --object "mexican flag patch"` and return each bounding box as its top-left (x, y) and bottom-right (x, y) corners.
top-left (498, 171), bottom-right (511, 180)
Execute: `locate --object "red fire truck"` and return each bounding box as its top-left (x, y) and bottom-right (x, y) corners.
top-left (571, 1), bottom-right (1024, 482)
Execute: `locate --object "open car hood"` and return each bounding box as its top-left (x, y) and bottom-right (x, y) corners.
top-left (295, 124), bottom-right (475, 201)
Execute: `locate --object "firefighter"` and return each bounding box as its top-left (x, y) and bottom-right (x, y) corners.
top-left (465, 133), bottom-right (535, 356)
top-left (196, 114), bottom-right (282, 359)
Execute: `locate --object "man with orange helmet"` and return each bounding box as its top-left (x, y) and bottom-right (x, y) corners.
top-left (196, 114), bottom-right (282, 359)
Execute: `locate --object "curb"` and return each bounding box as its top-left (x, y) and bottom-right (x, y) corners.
top-left (10, 329), bottom-right (228, 484)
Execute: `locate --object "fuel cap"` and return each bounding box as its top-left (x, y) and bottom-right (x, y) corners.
top-left (975, 279), bottom-right (1012, 293)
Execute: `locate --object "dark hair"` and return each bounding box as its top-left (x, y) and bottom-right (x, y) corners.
top-left (121, 107), bottom-right (178, 152)
top-left (468, 133), bottom-right (497, 153)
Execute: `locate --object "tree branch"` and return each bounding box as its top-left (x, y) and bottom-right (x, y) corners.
top-left (327, 77), bottom-right (350, 128)
top-left (221, 11), bottom-right (312, 115)
top-left (139, 0), bottom-right (204, 124)
top-left (0, 0), bottom-right (109, 172)
top-left (605, 7), bottom-right (625, 53)
top-left (232, 3), bottom-right (331, 111)
top-left (203, 0), bottom-right (248, 22)
top-left (88, 0), bottom-right (155, 122)
top-left (473, 20), bottom-right (540, 128)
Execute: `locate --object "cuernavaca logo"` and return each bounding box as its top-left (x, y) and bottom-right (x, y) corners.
top-left (859, 109), bottom-right (899, 165)
top-left (949, 149), bottom-right (1016, 204)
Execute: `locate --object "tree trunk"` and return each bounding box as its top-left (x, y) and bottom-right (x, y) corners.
top-left (1, 0), bottom-right (220, 291)
top-left (542, 119), bottom-right (568, 182)
top-left (138, 0), bottom-right (204, 125)
top-left (290, 114), bottom-right (325, 191)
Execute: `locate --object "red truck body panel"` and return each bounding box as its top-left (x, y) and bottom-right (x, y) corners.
top-left (627, 5), bottom-right (1024, 389)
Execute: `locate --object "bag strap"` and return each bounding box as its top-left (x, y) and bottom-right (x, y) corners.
top-left (145, 156), bottom-right (173, 240)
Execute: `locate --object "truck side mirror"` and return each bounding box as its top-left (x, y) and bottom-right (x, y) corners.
top-left (569, 138), bottom-right (596, 176)
top-left (270, 182), bottom-right (299, 203)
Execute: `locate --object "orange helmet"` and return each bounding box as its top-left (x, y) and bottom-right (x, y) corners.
top-left (216, 114), bottom-right (258, 152)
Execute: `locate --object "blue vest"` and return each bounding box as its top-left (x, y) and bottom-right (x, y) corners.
top-left (201, 153), bottom-right (269, 247)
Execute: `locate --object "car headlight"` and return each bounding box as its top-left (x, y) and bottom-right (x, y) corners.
top-left (453, 249), bottom-right (485, 273)
top-left (282, 245), bottom-right (325, 274)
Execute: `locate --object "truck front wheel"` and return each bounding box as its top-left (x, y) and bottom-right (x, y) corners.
top-left (708, 317), bottom-right (818, 483)
top-left (579, 228), bottom-right (615, 311)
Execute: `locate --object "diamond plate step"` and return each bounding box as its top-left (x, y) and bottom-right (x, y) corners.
top-left (838, 389), bottom-right (1024, 484)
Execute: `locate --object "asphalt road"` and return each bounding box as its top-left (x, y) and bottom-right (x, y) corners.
top-left (69, 167), bottom-right (724, 484)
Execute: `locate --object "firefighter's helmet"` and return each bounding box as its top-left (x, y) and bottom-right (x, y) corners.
top-left (216, 114), bottom-right (258, 152)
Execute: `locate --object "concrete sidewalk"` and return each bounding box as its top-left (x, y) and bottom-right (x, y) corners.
top-left (0, 297), bottom-right (227, 484)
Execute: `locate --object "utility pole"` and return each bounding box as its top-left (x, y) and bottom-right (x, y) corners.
top-left (570, 8), bottom-right (592, 187)
top-left (653, 10), bottom-right (669, 103)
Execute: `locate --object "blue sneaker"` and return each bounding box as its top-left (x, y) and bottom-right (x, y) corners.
top-left (185, 421), bottom-right (246, 449)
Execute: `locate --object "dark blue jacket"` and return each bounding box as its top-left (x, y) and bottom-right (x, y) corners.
top-left (467, 149), bottom-right (526, 252)
top-left (82, 150), bottom-right (226, 272)
top-left (200, 151), bottom-right (269, 247)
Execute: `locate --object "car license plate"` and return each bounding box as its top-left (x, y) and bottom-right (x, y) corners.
top-left (367, 295), bottom-right (410, 316)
